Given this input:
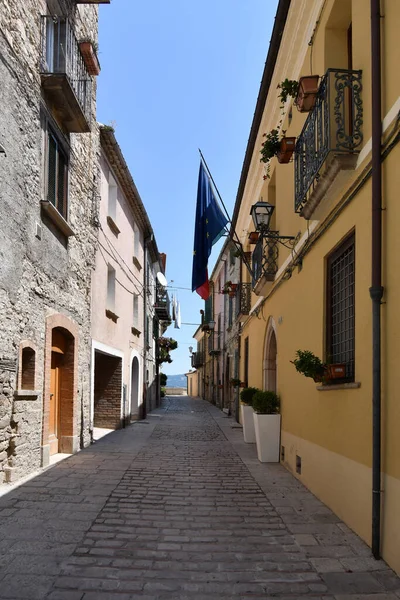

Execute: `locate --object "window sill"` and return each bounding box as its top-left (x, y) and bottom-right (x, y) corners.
top-left (131, 327), bottom-right (141, 337)
top-left (105, 309), bottom-right (119, 323)
top-left (14, 390), bottom-right (40, 399)
top-left (41, 201), bottom-right (74, 237)
top-left (132, 256), bottom-right (142, 270)
top-left (107, 215), bottom-right (120, 236)
top-left (316, 381), bottom-right (361, 391)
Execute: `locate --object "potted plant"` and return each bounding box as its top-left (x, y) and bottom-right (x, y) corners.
top-left (230, 378), bottom-right (241, 387)
top-left (260, 129), bottom-right (296, 179)
top-left (277, 75), bottom-right (319, 113)
top-left (221, 281), bottom-right (237, 295)
top-left (291, 350), bottom-right (346, 383)
top-left (252, 390), bottom-right (281, 462)
top-left (79, 40), bottom-right (101, 76)
top-left (277, 78), bottom-right (299, 109)
top-left (248, 231), bottom-right (259, 244)
top-left (296, 75), bottom-right (320, 112)
top-left (240, 387), bottom-right (259, 444)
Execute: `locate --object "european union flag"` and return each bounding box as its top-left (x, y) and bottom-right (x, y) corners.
top-left (192, 161), bottom-right (228, 300)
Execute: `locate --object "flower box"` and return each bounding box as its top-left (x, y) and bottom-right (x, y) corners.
top-left (326, 364), bottom-right (346, 380)
top-left (295, 75), bottom-right (319, 112)
top-left (277, 137), bottom-right (296, 164)
top-left (79, 41), bottom-right (101, 76)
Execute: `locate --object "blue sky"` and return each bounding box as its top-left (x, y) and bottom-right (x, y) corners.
top-left (97, 0), bottom-right (279, 377)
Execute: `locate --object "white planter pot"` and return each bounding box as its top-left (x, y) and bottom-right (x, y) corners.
top-left (241, 403), bottom-right (256, 443)
top-left (253, 413), bottom-right (281, 462)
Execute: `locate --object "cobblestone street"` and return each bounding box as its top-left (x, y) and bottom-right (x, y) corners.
top-left (0, 396), bottom-right (399, 600)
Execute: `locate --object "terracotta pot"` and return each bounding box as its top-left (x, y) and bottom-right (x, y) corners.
top-left (277, 137), bottom-right (296, 164)
top-left (326, 364), bottom-right (346, 380)
top-left (295, 75), bottom-right (319, 112)
top-left (79, 41), bottom-right (101, 76)
top-left (248, 231), bottom-right (259, 244)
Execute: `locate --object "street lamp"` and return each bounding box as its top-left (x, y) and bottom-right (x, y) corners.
top-left (250, 200), bottom-right (275, 232)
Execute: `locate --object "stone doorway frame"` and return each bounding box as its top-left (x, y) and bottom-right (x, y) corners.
top-left (263, 318), bottom-right (277, 393)
top-left (42, 314), bottom-right (78, 467)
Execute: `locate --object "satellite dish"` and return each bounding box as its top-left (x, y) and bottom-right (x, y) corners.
top-left (156, 272), bottom-right (168, 287)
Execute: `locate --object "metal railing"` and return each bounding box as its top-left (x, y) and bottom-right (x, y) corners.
top-left (294, 69), bottom-right (363, 213)
top-left (192, 351), bottom-right (204, 369)
top-left (252, 235), bottom-right (279, 288)
top-left (154, 283), bottom-right (170, 320)
top-left (236, 283), bottom-right (251, 316)
top-left (40, 16), bottom-right (92, 123)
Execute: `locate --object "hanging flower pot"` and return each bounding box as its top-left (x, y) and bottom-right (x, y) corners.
top-left (248, 231), bottom-right (259, 244)
top-left (295, 75), bottom-right (319, 112)
top-left (277, 137), bottom-right (296, 164)
top-left (79, 41), bottom-right (101, 76)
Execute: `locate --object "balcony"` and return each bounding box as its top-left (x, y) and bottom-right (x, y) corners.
top-left (192, 352), bottom-right (204, 369)
top-left (295, 69), bottom-right (363, 219)
top-left (154, 283), bottom-right (170, 321)
top-left (40, 16), bottom-right (92, 133)
top-left (251, 234), bottom-right (279, 296)
top-left (235, 283), bottom-right (251, 317)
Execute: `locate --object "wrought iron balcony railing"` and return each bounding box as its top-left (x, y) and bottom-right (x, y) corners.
top-left (40, 16), bottom-right (92, 132)
top-left (252, 234), bottom-right (279, 289)
top-left (235, 283), bottom-right (251, 317)
top-left (294, 69), bottom-right (363, 217)
top-left (154, 283), bottom-right (170, 321)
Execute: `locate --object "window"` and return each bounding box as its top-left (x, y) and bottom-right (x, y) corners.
top-left (133, 224), bottom-right (140, 257)
top-left (133, 294), bottom-right (139, 326)
top-left (21, 347), bottom-right (36, 390)
top-left (107, 265), bottom-right (116, 312)
top-left (46, 127), bottom-right (68, 219)
top-left (108, 173), bottom-right (117, 220)
top-left (326, 233), bottom-right (355, 380)
top-left (244, 337), bottom-right (249, 387)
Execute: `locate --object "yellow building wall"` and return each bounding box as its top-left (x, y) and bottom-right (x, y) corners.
top-left (237, 0), bottom-right (400, 576)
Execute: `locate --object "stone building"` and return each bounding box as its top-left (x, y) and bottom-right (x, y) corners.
top-left (91, 126), bottom-right (170, 431)
top-left (0, 0), bottom-right (108, 482)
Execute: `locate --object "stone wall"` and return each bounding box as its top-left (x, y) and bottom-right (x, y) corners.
top-left (0, 0), bottom-right (100, 481)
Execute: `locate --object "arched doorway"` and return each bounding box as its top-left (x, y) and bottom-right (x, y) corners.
top-left (49, 328), bottom-right (75, 455)
top-left (130, 356), bottom-right (140, 420)
top-left (263, 323), bottom-right (277, 393)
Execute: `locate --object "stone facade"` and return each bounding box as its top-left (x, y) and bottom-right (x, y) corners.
top-left (0, 0), bottom-right (101, 481)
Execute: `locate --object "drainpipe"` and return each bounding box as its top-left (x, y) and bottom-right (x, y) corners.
top-left (142, 239), bottom-right (148, 420)
top-left (370, 0), bottom-right (384, 560)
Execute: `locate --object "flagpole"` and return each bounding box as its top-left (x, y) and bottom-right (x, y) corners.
top-left (198, 149), bottom-right (254, 279)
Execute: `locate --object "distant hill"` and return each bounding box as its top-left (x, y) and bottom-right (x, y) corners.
top-left (165, 374), bottom-right (187, 388)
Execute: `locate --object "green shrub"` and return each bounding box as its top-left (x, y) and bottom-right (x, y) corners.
top-left (160, 388), bottom-right (166, 398)
top-left (239, 387), bottom-right (259, 406)
top-left (291, 349), bottom-right (326, 381)
top-left (252, 390), bottom-right (280, 414)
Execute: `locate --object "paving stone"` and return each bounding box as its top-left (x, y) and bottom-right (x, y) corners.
top-left (0, 397), bottom-right (398, 600)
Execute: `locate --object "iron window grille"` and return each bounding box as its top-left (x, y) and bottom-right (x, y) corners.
top-left (326, 233), bottom-right (355, 381)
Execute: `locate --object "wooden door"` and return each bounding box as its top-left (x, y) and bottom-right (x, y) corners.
top-left (49, 352), bottom-right (62, 455)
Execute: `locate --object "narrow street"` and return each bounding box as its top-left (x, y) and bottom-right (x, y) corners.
top-left (0, 397), bottom-right (399, 600)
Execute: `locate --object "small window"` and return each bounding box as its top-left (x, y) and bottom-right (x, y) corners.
top-left (46, 128), bottom-right (68, 219)
top-left (107, 265), bottom-right (116, 312)
top-left (21, 347), bottom-right (35, 390)
top-left (133, 294), bottom-right (139, 326)
top-left (326, 233), bottom-right (355, 381)
top-left (108, 173), bottom-right (117, 221)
